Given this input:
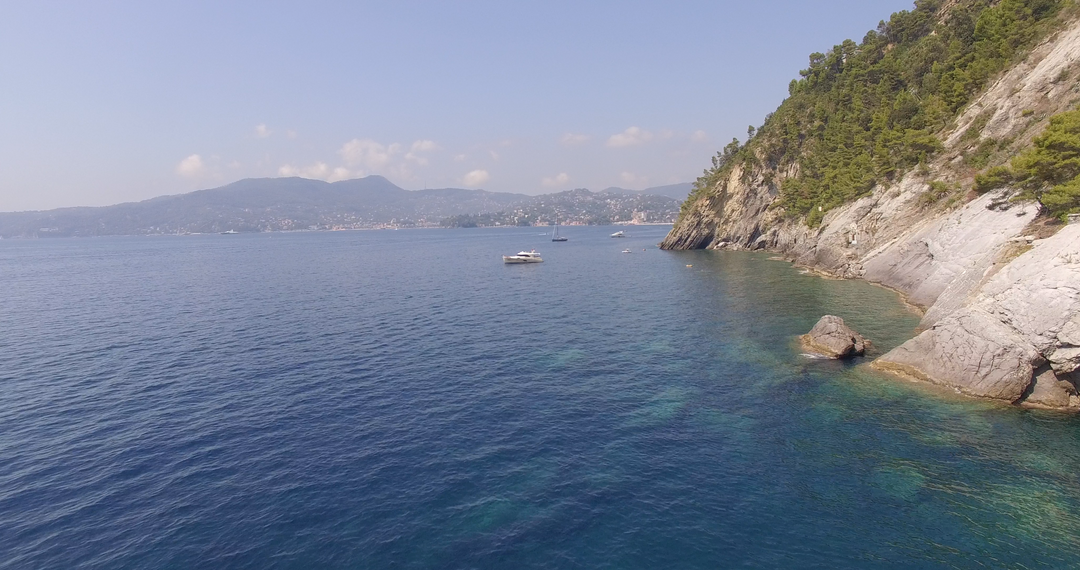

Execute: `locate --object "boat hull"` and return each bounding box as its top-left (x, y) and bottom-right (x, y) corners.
top-left (503, 256), bottom-right (543, 264)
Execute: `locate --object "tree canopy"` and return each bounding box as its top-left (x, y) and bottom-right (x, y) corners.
top-left (686, 0), bottom-right (1068, 226)
top-left (975, 109), bottom-right (1080, 219)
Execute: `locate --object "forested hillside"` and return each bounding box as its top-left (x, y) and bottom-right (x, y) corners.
top-left (687, 0), bottom-right (1077, 226)
top-left (975, 108), bottom-right (1080, 218)
top-left (662, 0), bottom-right (1080, 409)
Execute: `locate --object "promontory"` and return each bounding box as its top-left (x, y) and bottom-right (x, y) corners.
top-left (662, 0), bottom-right (1080, 409)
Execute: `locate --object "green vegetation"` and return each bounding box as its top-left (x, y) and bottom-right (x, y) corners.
top-left (961, 110), bottom-right (994, 142)
top-left (920, 180), bottom-right (958, 206)
top-left (685, 0), bottom-right (1069, 226)
top-left (965, 138), bottom-right (998, 168)
top-left (974, 109), bottom-right (1080, 220)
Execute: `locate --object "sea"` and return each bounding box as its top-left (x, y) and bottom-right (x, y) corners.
top-left (2, 225), bottom-right (1080, 569)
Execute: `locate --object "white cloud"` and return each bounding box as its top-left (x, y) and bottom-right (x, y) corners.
top-left (561, 133), bottom-right (590, 146)
top-left (411, 139), bottom-right (439, 152)
top-left (489, 150), bottom-right (500, 161)
top-left (405, 139), bottom-right (438, 166)
top-left (272, 137), bottom-right (432, 185)
top-left (338, 138), bottom-right (401, 169)
top-left (691, 130), bottom-right (708, 143)
top-left (387, 164), bottom-right (416, 181)
top-left (278, 162), bottom-right (323, 179)
top-left (255, 124), bottom-right (272, 138)
top-left (175, 154), bottom-right (205, 178)
top-left (278, 162), bottom-right (354, 182)
top-left (542, 173), bottom-right (570, 187)
top-left (620, 171), bottom-right (649, 187)
top-left (607, 127), bottom-right (653, 148)
top-left (305, 162), bottom-right (329, 179)
top-left (462, 169), bottom-right (490, 187)
top-left (454, 154), bottom-right (467, 162)
top-left (329, 167), bottom-right (353, 182)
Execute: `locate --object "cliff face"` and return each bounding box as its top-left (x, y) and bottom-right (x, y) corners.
top-left (875, 224), bottom-right (1080, 408)
top-left (662, 16), bottom-right (1080, 409)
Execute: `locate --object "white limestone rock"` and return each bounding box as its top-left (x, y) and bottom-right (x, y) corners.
top-left (800, 316), bottom-right (868, 359)
top-left (877, 225), bottom-right (1080, 408)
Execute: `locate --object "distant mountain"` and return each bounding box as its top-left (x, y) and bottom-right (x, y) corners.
top-left (0, 176), bottom-right (528, 237)
top-left (0, 176), bottom-right (686, 238)
top-left (600, 183), bottom-right (693, 201)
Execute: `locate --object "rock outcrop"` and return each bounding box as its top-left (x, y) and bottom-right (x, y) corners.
top-left (801, 316), bottom-right (868, 359)
top-left (662, 15), bottom-right (1080, 409)
top-left (875, 224), bottom-right (1080, 408)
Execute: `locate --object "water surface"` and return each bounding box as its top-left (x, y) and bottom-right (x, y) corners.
top-left (2, 226), bottom-right (1079, 568)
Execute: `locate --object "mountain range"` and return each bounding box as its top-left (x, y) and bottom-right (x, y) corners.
top-left (0, 177), bottom-right (690, 238)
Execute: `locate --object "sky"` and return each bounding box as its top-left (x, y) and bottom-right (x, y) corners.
top-left (0, 0), bottom-right (917, 212)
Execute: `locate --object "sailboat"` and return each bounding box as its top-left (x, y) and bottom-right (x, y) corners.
top-left (551, 217), bottom-right (568, 242)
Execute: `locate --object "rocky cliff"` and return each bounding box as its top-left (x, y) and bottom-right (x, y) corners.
top-left (662, 12), bottom-right (1080, 409)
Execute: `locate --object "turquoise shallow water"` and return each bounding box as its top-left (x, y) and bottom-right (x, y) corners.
top-left (2, 225), bottom-right (1079, 568)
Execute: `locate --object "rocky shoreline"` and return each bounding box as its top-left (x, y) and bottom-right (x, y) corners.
top-left (662, 17), bottom-right (1080, 410)
top-left (671, 198), bottom-right (1080, 410)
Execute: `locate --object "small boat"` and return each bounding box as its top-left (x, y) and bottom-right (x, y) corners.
top-left (551, 217), bottom-right (568, 242)
top-left (610, 231), bottom-right (626, 238)
top-left (622, 249), bottom-right (632, 253)
top-left (503, 250), bottom-right (544, 264)
top-left (220, 230), bottom-right (239, 235)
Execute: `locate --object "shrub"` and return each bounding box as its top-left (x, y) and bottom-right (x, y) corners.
top-left (920, 181), bottom-right (955, 205)
top-left (965, 138), bottom-right (998, 168)
top-left (974, 165), bottom-right (1014, 192)
top-left (973, 109), bottom-right (1080, 218)
top-left (1009, 109), bottom-right (1080, 218)
top-left (961, 111), bottom-right (994, 142)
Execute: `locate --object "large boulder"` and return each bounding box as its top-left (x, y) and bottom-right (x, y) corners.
top-left (874, 224), bottom-right (1080, 409)
top-left (873, 309), bottom-right (1042, 402)
top-left (801, 316), bottom-right (868, 359)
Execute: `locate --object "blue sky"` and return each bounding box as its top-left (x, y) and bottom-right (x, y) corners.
top-left (0, 0), bottom-right (916, 211)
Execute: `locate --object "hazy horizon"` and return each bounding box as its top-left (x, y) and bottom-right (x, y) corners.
top-left (2, 0), bottom-right (915, 211)
top-left (0, 175), bottom-right (694, 214)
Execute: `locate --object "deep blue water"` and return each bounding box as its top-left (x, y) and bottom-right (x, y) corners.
top-left (2, 226), bottom-right (1080, 569)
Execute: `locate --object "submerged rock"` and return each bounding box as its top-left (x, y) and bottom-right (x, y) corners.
top-left (801, 316), bottom-right (868, 359)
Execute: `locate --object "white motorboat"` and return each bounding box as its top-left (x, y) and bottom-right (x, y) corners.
top-left (622, 248), bottom-right (632, 253)
top-left (503, 250), bottom-right (544, 264)
top-left (610, 231), bottom-right (626, 238)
